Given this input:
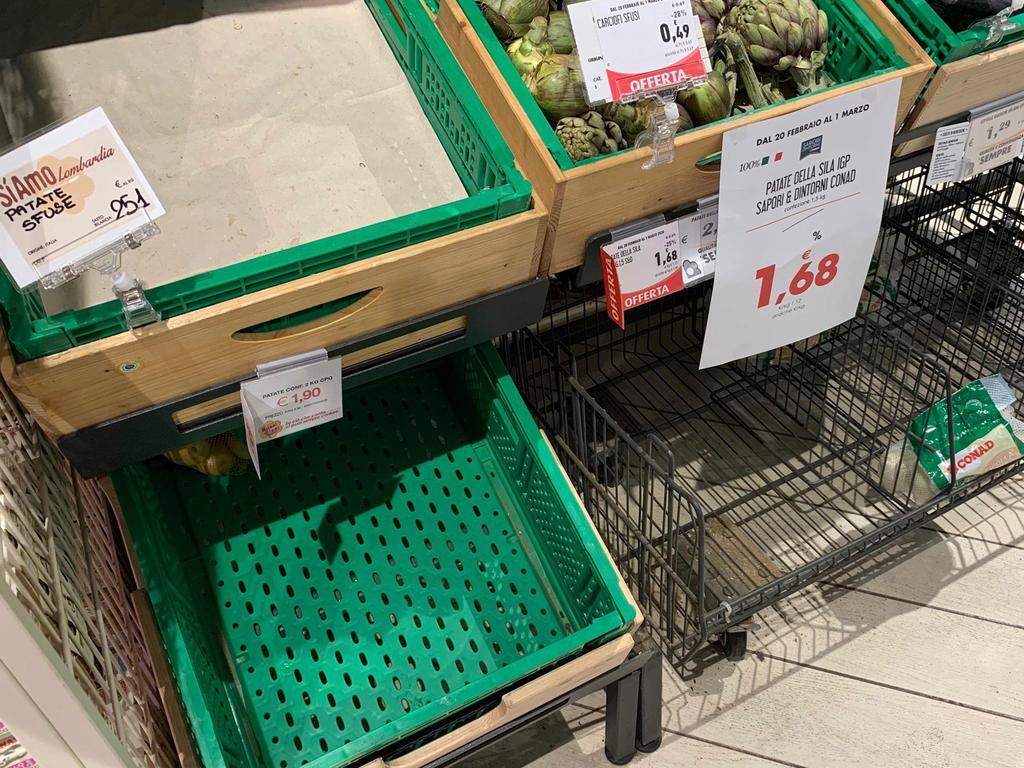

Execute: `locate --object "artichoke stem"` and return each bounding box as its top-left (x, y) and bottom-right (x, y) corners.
top-left (722, 31), bottom-right (768, 110)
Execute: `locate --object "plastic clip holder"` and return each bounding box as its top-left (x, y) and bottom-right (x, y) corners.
top-left (636, 99), bottom-right (682, 170)
top-left (976, 3), bottom-right (1023, 48)
top-left (112, 269), bottom-right (161, 329)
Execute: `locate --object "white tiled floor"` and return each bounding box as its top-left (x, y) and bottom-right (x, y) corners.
top-left (463, 480), bottom-right (1024, 767)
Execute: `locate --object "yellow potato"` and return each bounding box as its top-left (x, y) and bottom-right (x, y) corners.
top-left (201, 448), bottom-right (237, 476)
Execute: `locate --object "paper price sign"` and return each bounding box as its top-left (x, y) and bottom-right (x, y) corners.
top-left (700, 79), bottom-right (901, 368)
top-left (927, 92), bottom-right (1024, 184)
top-left (677, 201), bottom-right (718, 282)
top-left (964, 96), bottom-right (1024, 178)
top-left (241, 354), bottom-right (343, 478)
top-left (0, 107), bottom-right (165, 290)
top-left (601, 223), bottom-right (683, 328)
top-left (568, 0), bottom-right (709, 104)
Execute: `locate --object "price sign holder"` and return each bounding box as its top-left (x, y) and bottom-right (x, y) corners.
top-left (0, 107), bottom-right (166, 329)
top-left (567, 0), bottom-right (711, 166)
top-left (975, 1), bottom-right (1023, 48)
top-left (598, 192), bottom-right (720, 328)
top-left (240, 348), bottom-right (344, 479)
top-left (926, 89), bottom-right (1024, 185)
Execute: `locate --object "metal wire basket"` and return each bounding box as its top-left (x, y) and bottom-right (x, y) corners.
top-left (501, 158), bottom-right (1024, 673)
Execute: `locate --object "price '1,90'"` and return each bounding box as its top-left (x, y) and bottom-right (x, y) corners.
top-left (276, 387), bottom-right (321, 407)
top-left (754, 251), bottom-right (839, 309)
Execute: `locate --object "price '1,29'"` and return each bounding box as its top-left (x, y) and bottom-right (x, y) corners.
top-left (754, 251), bottom-right (839, 309)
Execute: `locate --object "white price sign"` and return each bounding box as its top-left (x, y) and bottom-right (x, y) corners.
top-left (601, 222), bottom-right (683, 328)
top-left (926, 91), bottom-right (1024, 184)
top-left (240, 351), bottom-right (343, 478)
top-left (678, 199), bottom-right (718, 281)
top-left (0, 107), bottom-right (164, 289)
top-left (700, 79), bottom-right (901, 369)
top-left (568, 0), bottom-right (710, 105)
top-left (600, 202), bottom-right (718, 328)
top-left (963, 96), bottom-right (1024, 178)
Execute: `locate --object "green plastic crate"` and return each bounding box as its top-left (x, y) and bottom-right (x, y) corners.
top-left (0, 0), bottom-right (531, 362)
top-left (457, 0), bottom-right (906, 170)
top-left (113, 343), bottom-right (636, 768)
top-left (884, 0), bottom-right (1024, 65)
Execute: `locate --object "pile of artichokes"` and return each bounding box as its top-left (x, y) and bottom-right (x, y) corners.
top-left (482, 0), bottom-right (830, 163)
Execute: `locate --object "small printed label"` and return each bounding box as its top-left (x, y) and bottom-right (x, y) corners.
top-left (926, 122), bottom-right (970, 185)
top-left (240, 355), bottom-right (343, 478)
top-left (677, 201), bottom-right (718, 283)
top-left (0, 107), bottom-right (164, 289)
top-left (601, 222), bottom-right (682, 328)
top-left (568, 0), bottom-right (709, 105)
top-left (963, 96), bottom-right (1024, 178)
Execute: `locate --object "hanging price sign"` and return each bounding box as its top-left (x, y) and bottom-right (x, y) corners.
top-left (677, 197), bottom-right (718, 282)
top-left (240, 350), bottom-right (343, 478)
top-left (568, 0), bottom-right (710, 105)
top-left (700, 79), bottom-right (901, 369)
top-left (601, 222), bottom-right (683, 328)
top-left (963, 94), bottom-right (1024, 178)
top-left (927, 90), bottom-right (1024, 184)
top-left (601, 202), bottom-right (718, 328)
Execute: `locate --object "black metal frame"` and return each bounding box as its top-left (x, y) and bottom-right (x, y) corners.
top-left (413, 650), bottom-right (663, 768)
top-left (502, 157), bottom-right (1024, 675)
top-left (60, 278), bottom-right (550, 477)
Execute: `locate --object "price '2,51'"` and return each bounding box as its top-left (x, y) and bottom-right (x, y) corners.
top-left (110, 187), bottom-right (151, 220)
top-left (754, 251), bottom-right (839, 308)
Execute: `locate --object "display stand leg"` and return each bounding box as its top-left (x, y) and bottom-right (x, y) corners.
top-left (636, 652), bottom-right (663, 753)
top-left (604, 669), bottom-right (640, 765)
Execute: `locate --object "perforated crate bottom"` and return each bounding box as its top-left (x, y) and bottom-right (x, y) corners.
top-left (173, 368), bottom-right (570, 768)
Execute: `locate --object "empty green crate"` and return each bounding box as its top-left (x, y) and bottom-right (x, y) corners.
top-left (885, 0), bottom-right (1024, 65)
top-left (114, 343), bottom-right (636, 768)
top-left (0, 0), bottom-right (530, 362)
top-left (456, 0), bottom-right (904, 170)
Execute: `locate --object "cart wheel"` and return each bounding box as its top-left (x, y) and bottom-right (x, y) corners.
top-left (718, 630), bottom-right (747, 661)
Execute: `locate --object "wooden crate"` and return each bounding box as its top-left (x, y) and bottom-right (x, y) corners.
top-left (0, 201), bottom-right (546, 440)
top-left (897, 40), bottom-right (1024, 156)
top-left (436, 0), bottom-right (934, 276)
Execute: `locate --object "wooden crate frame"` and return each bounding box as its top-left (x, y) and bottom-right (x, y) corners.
top-left (897, 40), bottom-right (1024, 156)
top-left (436, 0), bottom-right (934, 276)
top-left (0, 199), bottom-right (547, 440)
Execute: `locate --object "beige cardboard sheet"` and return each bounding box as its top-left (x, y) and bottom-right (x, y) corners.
top-left (0, 0), bottom-right (466, 314)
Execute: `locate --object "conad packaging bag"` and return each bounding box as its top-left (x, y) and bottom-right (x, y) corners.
top-left (881, 375), bottom-right (1024, 504)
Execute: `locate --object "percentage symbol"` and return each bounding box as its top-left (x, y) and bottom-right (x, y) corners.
top-left (812, 231), bottom-right (822, 241)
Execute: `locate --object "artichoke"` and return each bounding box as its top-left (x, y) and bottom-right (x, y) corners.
top-left (478, 0), bottom-right (549, 41)
top-left (556, 111), bottom-right (626, 162)
top-left (598, 100), bottom-right (657, 144)
top-left (718, 0), bottom-right (828, 93)
top-left (679, 56), bottom-right (736, 125)
top-left (691, 0), bottom-right (737, 51)
top-left (523, 53), bottom-right (588, 119)
top-left (546, 11), bottom-right (576, 53)
top-left (507, 17), bottom-right (553, 74)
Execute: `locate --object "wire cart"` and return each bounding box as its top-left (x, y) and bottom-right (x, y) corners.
top-left (502, 157), bottom-right (1024, 672)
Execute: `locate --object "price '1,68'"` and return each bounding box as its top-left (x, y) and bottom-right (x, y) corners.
top-left (754, 251), bottom-right (839, 309)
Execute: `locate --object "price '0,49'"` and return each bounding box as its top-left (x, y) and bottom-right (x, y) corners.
top-left (754, 251), bottom-right (839, 309)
